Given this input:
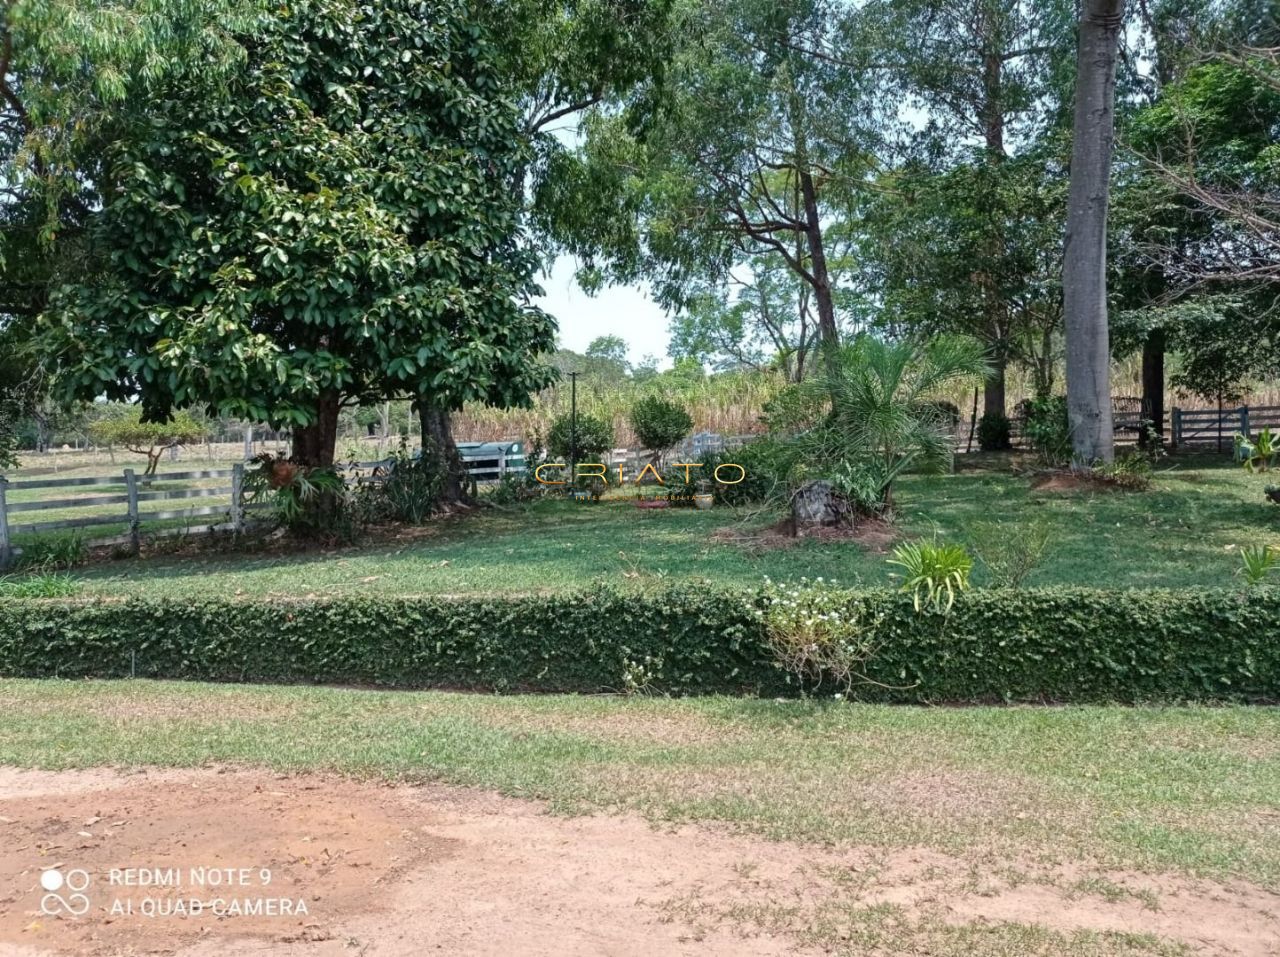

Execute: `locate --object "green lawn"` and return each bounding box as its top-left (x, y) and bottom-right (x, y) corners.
top-left (2, 679), bottom-right (1277, 892)
top-left (52, 458), bottom-right (1278, 597)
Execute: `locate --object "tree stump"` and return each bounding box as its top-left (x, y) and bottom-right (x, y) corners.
top-left (792, 480), bottom-right (847, 530)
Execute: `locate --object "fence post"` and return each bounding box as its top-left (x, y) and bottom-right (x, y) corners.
top-left (124, 468), bottom-right (141, 555)
top-left (230, 463), bottom-right (245, 533)
top-left (0, 475), bottom-right (11, 570)
top-left (498, 450), bottom-right (507, 479)
top-left (1171, 407), bottom-right (1182, 449)
top-left (1241, 405), bottom-right (1251, 439)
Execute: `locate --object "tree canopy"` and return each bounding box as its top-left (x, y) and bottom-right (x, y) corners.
top-left (37, 0), bottom-right (556, 465)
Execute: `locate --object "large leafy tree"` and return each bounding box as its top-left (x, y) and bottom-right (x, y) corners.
top-left (40, 0), bottom-right (556, 467)
top-left (858, 0), bottom-right (1075, 419)
top-left (669, 258), bottom-right (824, 381)
top-left (859, 142), bottom-right (1069, 398)
top-left (549, 0), bottom-right (885, 376)
top-left (1, 0), bottom-right (251, 465)
top-left (1116, 11), bottom-right (1280, 441)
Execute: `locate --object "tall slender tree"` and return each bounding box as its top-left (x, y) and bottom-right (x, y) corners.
top-left (1063, 0), bottom-right (1125, 465)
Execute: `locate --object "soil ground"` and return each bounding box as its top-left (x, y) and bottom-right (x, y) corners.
top-left (1, 768), bottom-right (1278, 956)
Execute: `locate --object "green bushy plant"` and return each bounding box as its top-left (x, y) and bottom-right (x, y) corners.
top-left (243, 453), bottom-right (347, 538)
top-left (1239, 545), bottom-right (1278, 586)
top-left (1093, 450), bottom-right (1153, 490)
top-left (977, 411), bottom-right (1012, 451)
top-left (1022, 395), bottom-right (1071, 466)
top-left (0, 572), bottom-right (79, 597)
top-left (547, 411), bottom-right (614, 462)
top-left (367, 440), bottom-right (444, 524)
top-left (12, 533), bottom-right (86, 571)
top-left (828, 459), bottom-right (894, 517)
top-left (758, 577), bottom-right (886, 695)
top-left (968, 519), bottom-right (1052, 588)
top-left (628, 396), bottom-right (693, 459)
top-left (887, 539), bottom-right (974, 612)
top-left (702, 438), bottom-right (798, 506)
top-left (1235, 427), bottom-right (1277, 473)
top-left (3, 588), bottom-right (1279, 702)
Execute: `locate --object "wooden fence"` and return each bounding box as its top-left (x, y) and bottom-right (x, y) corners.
top-left (0, 454), bottom-right (529, 568)
top-left (1170, 405), bottom-right (1280, 449)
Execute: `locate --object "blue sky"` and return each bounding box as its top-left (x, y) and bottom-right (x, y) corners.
top-left (534, 255), bottom-right (673, 368)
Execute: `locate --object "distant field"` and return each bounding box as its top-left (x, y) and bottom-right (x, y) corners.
top-left (15, 456), bottom-right (1268, 598)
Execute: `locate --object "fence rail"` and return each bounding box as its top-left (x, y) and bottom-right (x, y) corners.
top-left (1170, 405), bottom-right (1280, 449)
top-left (0, 453), bottom-right (529, 568)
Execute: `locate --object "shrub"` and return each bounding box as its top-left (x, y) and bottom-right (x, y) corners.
top-left (702, 439), bottom-right (797, 506)
top-left (2, 587), bottom-right (1278, 702)
top-left (547, 411), bottom-right (614, 462)
top-left (0, 572), bottom-right (79, 598)
top-left (1093, 450), bottom-right (1153, 490)
top-left (886, 540), bottom-right (974, 612)
top-left (363, 441), bottom-right (444, 524)
top-left (1022, 395), bottom-right (1071, 466)
top-left (1239, 545), bottom-right (1278, 586)
top-left (968, 520), bottom-right (1052, 589)
top-left (828, 459), bottom-right (895, 517)
top-left (977, 411), bottom-right (1012, 451)
top-left (12, 533), bottom-right (86, 571)
top-left (628, 396), bottom-right (693, 458)
top-left (759, 577), bottom-right (885, 695)
top-left (1235, 427), bottom-right (1277, 473)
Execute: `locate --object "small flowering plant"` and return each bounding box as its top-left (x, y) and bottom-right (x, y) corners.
top-left (757, 577), bottom-right (887, 695)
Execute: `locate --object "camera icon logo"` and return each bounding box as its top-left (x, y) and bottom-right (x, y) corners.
top-left (40, 868), bottom-right (91, 917)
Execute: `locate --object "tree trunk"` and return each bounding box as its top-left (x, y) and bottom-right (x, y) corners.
top-left (418, 399), bottom-right (469, 505)
top-left (980, 34), bottom-right (1010, 424)
top-left (292, 391), bottom-right (341, 467)
top-left (983, 357), bottom-right (1007, 421)
top-left (1063, 0), bottom-right (1123, 466)
top-left (798, 167), bottom-right (840, 375)
top-left (1140, 327), bottom-right (1165, 447)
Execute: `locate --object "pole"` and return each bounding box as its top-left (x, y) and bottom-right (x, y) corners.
top-left (124, 468), bottom-right (141, 556)
top-left (569, 371), bottom-right (580, 484)
top-left (0, 476), bottom-right (11, 569)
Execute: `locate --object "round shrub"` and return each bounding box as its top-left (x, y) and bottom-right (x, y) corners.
top-left (629, 396), bottom-right (693, 455)
top-left (977, 411), bottom-right (1012, 451)
top-left (547, 411), bottom-right (614, 461)
top-left (1023, 395), bottom-right (1071, 465)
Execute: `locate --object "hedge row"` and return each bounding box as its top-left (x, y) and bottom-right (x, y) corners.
top-left (0, 586), bottom-right (1277, 702)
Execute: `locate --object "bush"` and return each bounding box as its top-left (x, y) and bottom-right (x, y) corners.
top-left (547, 411), bottom-right (614, 462)
top-left (1023, 395), bottom-right (1071, 466)
top-left (362, 441), bottom-right (444, 524)
top-left (977, 411), bottom-right (1012, 451)
top-left (1093, 450), bottom-right (1153, 490)
top-left (628, 396), bottom-right (693, 457)
top-left (968, 520), bottom-right (1052, 588)
top-left (2, 587), bottom-right (1278, 702)
top-left (12, 533), bottom-right (86, 571)
top-left (702, 439), bottom-right (798, 506)
top-left (0, 572), bottom-right (79, 598)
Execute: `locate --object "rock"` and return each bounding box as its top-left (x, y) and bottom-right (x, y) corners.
top-left (792, 480), bottom-right (846, 528)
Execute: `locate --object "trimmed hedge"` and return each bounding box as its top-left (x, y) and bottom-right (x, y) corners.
top-left (0, 586), bottom-right (1277, 702)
